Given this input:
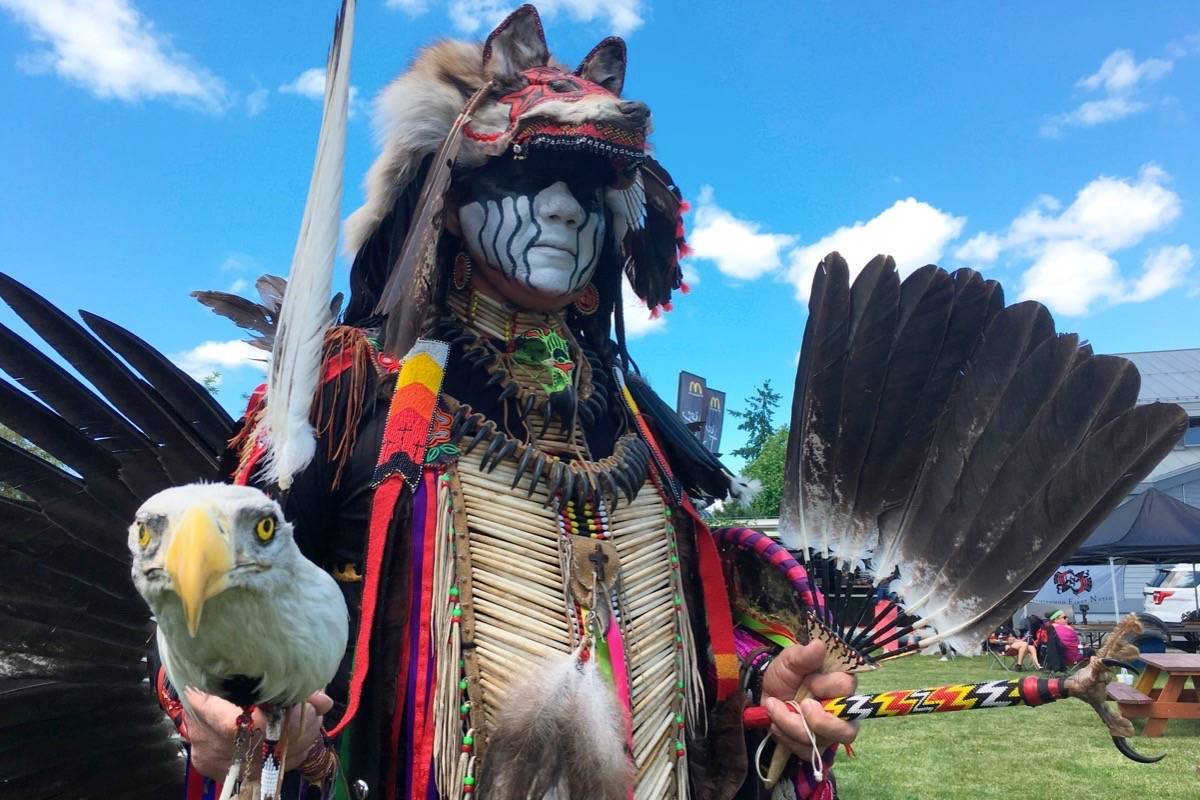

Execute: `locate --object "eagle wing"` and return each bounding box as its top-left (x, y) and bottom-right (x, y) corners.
top-left (0, 273), bottom-right (235, 798)
top-left (779, 253), bottom-right (1187, 654)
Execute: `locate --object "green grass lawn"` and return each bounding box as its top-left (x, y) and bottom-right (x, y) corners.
top-left (833, 654), bottom-right (1199, 799)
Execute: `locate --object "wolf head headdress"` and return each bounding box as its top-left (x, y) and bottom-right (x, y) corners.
top-left (342, 4), bottom-right (689, 358)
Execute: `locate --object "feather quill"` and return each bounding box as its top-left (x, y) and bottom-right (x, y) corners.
top-left (263, 0), bottom-right (355, 489)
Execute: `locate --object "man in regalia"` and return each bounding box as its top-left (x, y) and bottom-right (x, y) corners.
top-left (175, 5), bottom-right (857, 799)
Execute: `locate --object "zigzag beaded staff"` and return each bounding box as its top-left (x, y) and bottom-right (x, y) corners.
top-left (743, 669), bottom-right (1163, 764)
top-left (715, 528), bottom-right (1165, 765)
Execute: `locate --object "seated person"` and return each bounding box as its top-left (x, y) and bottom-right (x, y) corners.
top-left (1041, 609), bottom-right (1089, 671)
top-left (1004, 630), bottom-right (1041, 670)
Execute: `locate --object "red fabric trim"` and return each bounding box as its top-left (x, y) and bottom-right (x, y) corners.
top-left (326, 474), bottom-right (405, 739)
top-left (183, 750), bottom-right (207, 799)
top-left (155, 665), bottom-right (189, 740)
top-left (683, 498), bottom-right (740, 701)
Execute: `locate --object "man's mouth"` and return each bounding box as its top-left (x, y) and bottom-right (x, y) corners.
top-left (533, 243), bottom-right (576, 257)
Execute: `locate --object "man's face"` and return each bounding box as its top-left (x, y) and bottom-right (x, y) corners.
top-left (456, 156), bottom-right (608, 306)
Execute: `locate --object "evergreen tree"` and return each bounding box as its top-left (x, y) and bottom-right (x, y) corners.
top-left (728, 379), bottom-right (781, 461)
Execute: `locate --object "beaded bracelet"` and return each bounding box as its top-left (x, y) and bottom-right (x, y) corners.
top-left (298, 736), bottom-right (339, 785)
top-left (744, 647), bottom-right (776, 704)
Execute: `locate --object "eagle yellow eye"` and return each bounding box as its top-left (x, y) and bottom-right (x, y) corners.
top-left (255, 515), bottom-right (276, 543)
top-left (136, 523), bottom-right (151, 550)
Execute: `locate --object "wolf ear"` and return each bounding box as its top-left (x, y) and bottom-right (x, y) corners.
top-left (482, 4), bottom-right (549, 77)
top-left (575, 37), bottom-right (627, 95)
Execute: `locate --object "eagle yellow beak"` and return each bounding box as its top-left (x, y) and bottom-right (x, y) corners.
top-left (164, 505), bottom-right (232, 637)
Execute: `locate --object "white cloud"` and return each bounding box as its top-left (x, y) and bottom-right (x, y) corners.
top-left (175, 339), bottom-right (266, 382)
top-left (389, 0), bottom-right (644, 35)
top-left (279, 66), bottom-right (360, 115)
top-left (1127, 245), bottom-right (1193, 303)
top-left (955, 231), bottom-right (1003, 263)
top-left (279, 67), bottom-right (327, 99)
top-left (1078, 49), bottom-right (1172, 94)
top-left (220, 252), bottom-right (259, 272)
top-left (619, 278), bottom-right (665, 338)
top-left (962, 164), bottom-right (1190, 315)
top-left (1005, 164), bottom-right (1180, 252)
top-left (246, 85), bottom-right (268, 117)
top-left (386, 0), bottom-right (430, 15)
top-left (786, 198), bottom-right (965, 299)
top-left (1018, 241), bottom-right (1121, 316)
top-left (1043, 47), bottom-right (1177, 136)
top-left (688, 186), bottom-right (796, 280)
top-left (227, 278), bottom-right (250, 294)
top-left (0, 0), bottom-right (227, 111)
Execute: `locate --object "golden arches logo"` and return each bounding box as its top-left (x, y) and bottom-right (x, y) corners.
top-left (709, 396), bottom-right (722, 410)
top-left (688, 380), bottom-right (704, 395)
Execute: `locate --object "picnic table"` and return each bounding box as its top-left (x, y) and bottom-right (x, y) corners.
top-left (1107, 653), bottom-right (1200, 737)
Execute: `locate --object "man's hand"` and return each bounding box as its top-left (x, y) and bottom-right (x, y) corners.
top-left (183, 689), bottom-right (334, 781)
top-left (761, 641), bottom-right (858, 761)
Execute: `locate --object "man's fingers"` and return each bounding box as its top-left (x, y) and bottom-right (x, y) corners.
top-left (761, 641), bottom-right (826, 698)
top-left (804, 669), bottom-right (856, 700)
top-left (308, 691), bottom-right (334, 716)
top-left (765, 697), bottom-right (858, 760)
top-left (184, 688), bottom-right (238, 735)
top-left (798, 698), bottom-right (857, 746)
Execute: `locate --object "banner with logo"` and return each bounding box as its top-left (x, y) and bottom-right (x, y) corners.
top-left (1033, 564), bottom-right (1124, 608)
top-left (677, 371), bottom-right (707, 434)
top-left (700, 388), bottom-right (726, 454)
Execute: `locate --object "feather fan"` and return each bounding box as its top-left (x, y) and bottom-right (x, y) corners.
top-left (263, 0), bottom-right (355, 489)
top-left (778, 252), bottom-right (1187, 657)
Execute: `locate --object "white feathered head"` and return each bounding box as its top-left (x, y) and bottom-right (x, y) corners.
top-left (129, 483), bottom-right (300, 637)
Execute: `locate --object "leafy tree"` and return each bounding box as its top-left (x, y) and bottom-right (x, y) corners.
top-left (715, 425), bottom-right (788, 521)
top-left (0, 424), bottom-right (64, 502)
top-left (202, 371), bottom-right (221, 395)
top-left (728, 379), bottom-right (781, 461)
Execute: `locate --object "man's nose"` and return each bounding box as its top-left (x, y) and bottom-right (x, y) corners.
top-left (536, 181), bottom-right (585, 228)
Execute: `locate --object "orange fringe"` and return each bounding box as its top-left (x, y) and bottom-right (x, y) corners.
top-left (313, 326), bottom-right (377, 490)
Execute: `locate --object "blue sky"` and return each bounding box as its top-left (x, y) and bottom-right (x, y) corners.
top-left (0, 1), bottom-right (1197, 469)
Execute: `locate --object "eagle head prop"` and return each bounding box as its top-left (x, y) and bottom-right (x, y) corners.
top-left (130, 483), bottom-right (348, 710)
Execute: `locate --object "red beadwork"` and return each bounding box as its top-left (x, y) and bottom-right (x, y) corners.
top-left (573, 283), bottom-right (599, 316)
top-left (453, 252), bottom-right (472, 290)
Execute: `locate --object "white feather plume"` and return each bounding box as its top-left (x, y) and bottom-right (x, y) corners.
top-left (263, 0), bottom-right (355, 490)
top-left (729, 474), bottom-right (763, 506)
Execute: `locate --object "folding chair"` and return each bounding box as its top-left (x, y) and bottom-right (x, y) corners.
top-left (984, 639), bottom-right (1016, 671)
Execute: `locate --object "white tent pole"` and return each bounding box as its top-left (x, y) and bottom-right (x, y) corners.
top-left (1109, 557), bottom-right (1121, 620)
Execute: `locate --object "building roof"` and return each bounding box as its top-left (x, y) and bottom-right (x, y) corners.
top-left (1138, 450), bottom-right (1200, 485)
top-left (1117, 348), bottom-right (1200, 415)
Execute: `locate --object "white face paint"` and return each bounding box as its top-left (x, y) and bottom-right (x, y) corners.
top-left (459, 181), bottom-right (605, 298)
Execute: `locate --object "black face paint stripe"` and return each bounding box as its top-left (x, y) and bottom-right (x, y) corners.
top-left (490, 200), bottom-right (507, 276)
top-left (505, 195), bottom-right (526, 278)
top-left (565, 222), bottom-right (585, 292)
top-left (475, 204), bottom-right (490, 273)
top-left (585, 212), bottom-right (604, 290)
top-left (522, 215), bottom-right (542, 287)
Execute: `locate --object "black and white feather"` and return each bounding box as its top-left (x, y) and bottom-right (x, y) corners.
top-left (262, 0), bottom-right (355, 490)
top-left (779, 253), bottom-right (1186, 653)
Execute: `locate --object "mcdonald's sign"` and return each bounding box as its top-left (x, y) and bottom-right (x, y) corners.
top-left (676, 372), bottom-right (726, 455)
top-left (701, 388), bottom-right (726, 454)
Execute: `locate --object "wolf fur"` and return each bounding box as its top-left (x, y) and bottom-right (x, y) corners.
top-left (475, 653), bottom-right (631, 800)
top-left (344, 5), bottom-right (642, 257)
